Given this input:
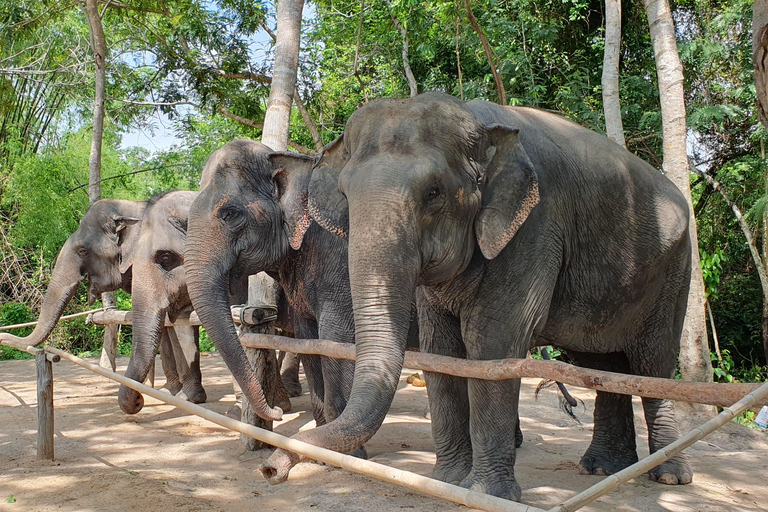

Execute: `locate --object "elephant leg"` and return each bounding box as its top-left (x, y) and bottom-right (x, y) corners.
top-left (418, 295), bottom-right (473, 486)
top-left (294, 319), bottom-right (325, 425)
top-left (567, 351), bottom-right (638, 475)
top-left (169, 325), bottom-right (207, 404)
top-left (159, 328), bottom-right (182, 395)
top-left (280, 352), bottom-right (302, 397)
top-left (626, 290), bottom-right (692, 485)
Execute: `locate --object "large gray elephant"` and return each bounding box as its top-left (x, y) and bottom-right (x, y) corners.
top-left (260, 93), bottom-right (694, 500)
top-left (0, 197), bottom-right (202, 402)
top-left (118, 191), bottom-right (207, 413)
top-left (184, 140), bottom-right (361, 437)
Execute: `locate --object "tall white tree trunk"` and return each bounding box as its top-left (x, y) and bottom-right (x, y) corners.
top-left (261, 0), bottom-right (304, 151)
top-left (84, 0), bottom-right (106, 205)
top-left (602, 0), bottom-right (625, 147)
top-left (644, 0), bottom-right (713, 383)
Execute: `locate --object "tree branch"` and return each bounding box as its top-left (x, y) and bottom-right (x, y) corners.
top-left (464, 0), bottom-right (505, 105)
top-left (353, 0), bottom-right (369, 101)
top-left (696, 169), bottom-right (768, 291)
top-left (218, 105), bottom-right (263, 129)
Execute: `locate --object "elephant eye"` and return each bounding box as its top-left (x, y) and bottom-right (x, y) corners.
top-left (76, 246), bottom-right (89, 257)
top-left (218, 206), bottom-right (245, 227)
top-left (426, 187), bottom-right (440, 200)
top-left (155, 251), bottom-right (181, 271)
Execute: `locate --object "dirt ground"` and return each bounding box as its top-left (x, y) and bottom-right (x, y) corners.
top-left (1, 353), bottom-right (767, 512)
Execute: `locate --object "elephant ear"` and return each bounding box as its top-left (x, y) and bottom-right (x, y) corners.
top-left (270, 152), bottom-right (315, 250)
top-left (115, 215), bottom-right (142, 274)
top-left (307, 135), bottom-right (349, 239)
top-left (475, 125), bottom-right (540, 260)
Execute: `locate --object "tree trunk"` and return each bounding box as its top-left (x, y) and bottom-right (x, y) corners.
top-left (602, 0), bottom-right (625, 147)
top-left (260, 0), bottom-right (304, 152)
top-left (644, 0), bottom-right (713, 383)
top-left (384, 3), bottom-right (417, 97)
top-left (754, 0), bottom-right (768, 128)
top-left (240, 273), bottom-right (284, 450)
top-left (84, 0), bottom-right (106, 205)
top-left (464, 0), bottom-right (506, 105)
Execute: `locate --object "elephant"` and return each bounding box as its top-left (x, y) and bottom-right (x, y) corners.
top-left (184, 140), bottom-right (362, 438)
top-left (0, 197), bottom-right (203, 403)
top-left (118, 191), bottom-right (208, 413)
top-left (260, 92), bottom-right (694, 501)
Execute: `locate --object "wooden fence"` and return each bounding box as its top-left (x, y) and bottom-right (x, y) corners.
top-left (2, 307), bottom-right (768, 512)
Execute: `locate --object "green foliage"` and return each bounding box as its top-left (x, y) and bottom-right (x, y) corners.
top-left (0, 302), bottom-right (35, 360)
top-left (199, 328), bottom-right (217, 353)
top-left (700, 248), bottom-right (726, 300)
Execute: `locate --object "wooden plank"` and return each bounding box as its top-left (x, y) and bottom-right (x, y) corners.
top-left (36, 350), bottom-right (54, 460)
top-left (238, 333), bottom-right (768, 408)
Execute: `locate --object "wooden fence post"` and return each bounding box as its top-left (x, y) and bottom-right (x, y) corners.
top-left (240, 272), bottom-right (283, 450)
top-left (36, 350), bottom-right (54, 460)
top-left (99, 292), bottom-right (118, 371)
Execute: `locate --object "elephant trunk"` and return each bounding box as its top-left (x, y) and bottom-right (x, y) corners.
top-left (0, 240), bottom-right (83, 349)
top-left (261, 194), bottom-right (418, 484)
top-left (184, 233), bottom-right (282, 422)
top-left (118, 269), bottom-right (167, 414)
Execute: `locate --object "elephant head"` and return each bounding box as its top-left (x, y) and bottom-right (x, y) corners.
top-left (261, 92), bottom-right (539, 482)
top-left (0, 199), bottom-right (145, 349)
top-left (118, 190), bottom-right (202, 414)
top-left (185, 139), bottom-right (314, 422)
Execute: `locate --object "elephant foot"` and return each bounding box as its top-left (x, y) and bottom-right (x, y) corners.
top-left (182, 385), bottom-right (207, 404)
top-left (515, 424), bottom-right (524, 448)
top-left (348, 446), bottom-right (368, 460)
top-left (459, 470), bottom-right (522, 502)
top-left (225, 404), bottom-right (242, 421)
top-left (282, 376), bottom-right (302, 398)
top-left (433, 458), bottom-right (472, 485)
top-left (578, 446), bottom-right (638, 476)
top-left (164, 380), bottom-right (183, 396)
top-left (648, 455), bottom-right (693, 485)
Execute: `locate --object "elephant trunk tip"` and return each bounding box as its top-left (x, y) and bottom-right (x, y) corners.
top-left (259, 448), bottom-right (301, 484)
top-left (264, 405), bottom-right (284, 422)
top-left (118, 384), bottom-right (145, 414)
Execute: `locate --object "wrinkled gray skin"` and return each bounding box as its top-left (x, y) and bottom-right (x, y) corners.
top-left (119, 191), bottom-right (207, 414)
top-left (0, 199), bottom-right (196, 397)
top-left (184, 140), bottom-right (372, 446)
top-left (261, 93), bottom-right (693, 500)
top-left (0, 200), bottom-right (144, 349)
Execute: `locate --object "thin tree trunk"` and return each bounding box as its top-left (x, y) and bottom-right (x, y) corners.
top-left (644, 0), bottom-right (713, 383)
top-left (602, 0), bottom-right (625, 147)
top-left (754, 0), bottom-right (768, 128)
top-left (464, 0), bottom-right (506, 105)
top-left (84, 0), bottom-right (106, 205)
top-left (260, 0), bottom-right (304, 152)
top-left (384, 3), bottom-right (417, 97)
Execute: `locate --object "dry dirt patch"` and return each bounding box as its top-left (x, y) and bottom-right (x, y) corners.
top-left (1, 354), bottom-right (767, 512)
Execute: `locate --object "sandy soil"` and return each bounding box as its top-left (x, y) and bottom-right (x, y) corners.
top-left (1, 353), bottom-right (767, 512)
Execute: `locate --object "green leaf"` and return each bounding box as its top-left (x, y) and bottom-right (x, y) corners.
top-left (6, 495), bottom-right (16, 504)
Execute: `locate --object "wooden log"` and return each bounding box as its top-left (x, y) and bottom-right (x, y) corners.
top-left (239, 333), bottom-right (768, 408)
top-left (43, 345), bottom-right (542, 512)
top-left (547, 380), bottom-right (768, 512)
top-left (90, 307), bottom-right (269, 328)
top-left (0, 307), bottom-right (104, 331)
top-left (36, 350), bottom-right (54, 460)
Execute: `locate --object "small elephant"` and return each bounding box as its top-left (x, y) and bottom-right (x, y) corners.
top-left (262, 92), bottom-right (693, 500)
top-left (0, 197), bottom-right (203, 406)
top-left (184, 141), bottom-right (361, 435)
top-left (118, 191), bottom-right (207, 413)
